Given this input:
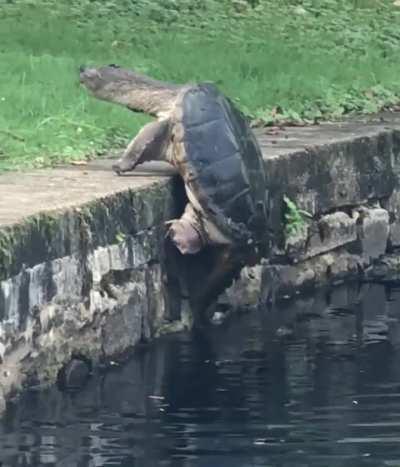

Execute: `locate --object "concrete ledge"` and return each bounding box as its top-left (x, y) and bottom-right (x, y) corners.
top-left (2, 112), bottom-right (400, 411)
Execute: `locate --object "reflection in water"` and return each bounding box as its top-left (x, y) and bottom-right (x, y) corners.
top-left (2, 282), bottom-right (400, 466)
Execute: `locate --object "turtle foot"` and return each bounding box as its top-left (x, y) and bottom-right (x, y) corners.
top-left (112, 163), bottom-right (123, 176)
top-left (167, 219), bottom-right (203, 255)
top-left (112, 159), bottom-right (138, 175)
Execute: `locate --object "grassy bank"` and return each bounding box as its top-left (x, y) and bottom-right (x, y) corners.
top-left (1, 0), bottom-right (400, 171)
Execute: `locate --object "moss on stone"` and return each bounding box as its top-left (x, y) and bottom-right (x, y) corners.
top-left (0, 179), bottom-right (177, 282)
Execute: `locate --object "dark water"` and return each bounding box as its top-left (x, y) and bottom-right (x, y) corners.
top-left (2, 282), bottom-right (400, 467)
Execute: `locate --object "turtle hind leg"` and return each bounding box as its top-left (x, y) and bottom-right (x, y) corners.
top-left (166, 203), bottom-right (244, 323)
top-left (196, 247), bottom-right (241, 309)
top-left (186, 245), bottom-right (243, 324)
top-left (112, 119), bottom-right (170, 175)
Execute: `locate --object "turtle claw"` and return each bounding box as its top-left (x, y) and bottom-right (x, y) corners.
top-left (164, 220), bottom-right (176, 239)
top-left (112, 158), bottom-right (141, 175)
top-left (112, 163), bottom-right (122, 176)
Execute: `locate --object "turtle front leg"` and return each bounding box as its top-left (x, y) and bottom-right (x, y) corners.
top-left (112, 119), bottom-right (169, 175)
top-left (167, 199), bottom-right (233, 255)
top-left (167, 203), bottom-right (205, 255)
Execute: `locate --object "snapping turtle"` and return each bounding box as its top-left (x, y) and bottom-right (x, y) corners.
top-left (79, 65), bottom-right (268, 262)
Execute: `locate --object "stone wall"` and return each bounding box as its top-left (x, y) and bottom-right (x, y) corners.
top-left (228, 118), bottom-right (400, 309)
top-left (0, 177), bottom-right (189, 410)
top-left (1, 113), bottom-right (400, 411)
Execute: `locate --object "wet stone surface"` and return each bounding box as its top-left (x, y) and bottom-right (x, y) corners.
top-left (2, 282), bottom-right (400, 466)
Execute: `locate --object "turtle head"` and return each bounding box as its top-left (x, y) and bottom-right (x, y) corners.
top-left (79, 64), bottom-right (150, 109)
top-left (79, 64), bottom-right (127, 98)
top-left (79, 64), bottom-right (180, 116)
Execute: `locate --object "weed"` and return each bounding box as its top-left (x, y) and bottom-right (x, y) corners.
top-left (283, 195), bottom-right (312, 237)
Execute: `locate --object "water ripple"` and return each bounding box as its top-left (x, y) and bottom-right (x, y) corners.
top-left (2, 282), bottom-right (400, 466)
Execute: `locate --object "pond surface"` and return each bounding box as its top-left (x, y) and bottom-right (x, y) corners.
top-left (2, 282), bottom-right (400, 467)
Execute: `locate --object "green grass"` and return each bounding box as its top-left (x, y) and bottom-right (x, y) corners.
top-left (1, 0), bottom-right (400, 171)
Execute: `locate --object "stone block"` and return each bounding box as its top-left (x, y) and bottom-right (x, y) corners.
top-left (101, 270), bottom-right (148, 357)
top-left (384, 190), bottom-right (400, 248)
top-left (390, 223), bottom-right (400, 248)
top-left (261, 262), bottom-right (316, 303)
top-left (285, 211), bottom-right (357, 261)
top-left (225, 265), bottom-right (263, 309)
top-left (355, 207), bottom-right (390, 260)
top-left (311, 212), bottom-right (357, 257)
top-left (261, 248), bottom-right (363, 303)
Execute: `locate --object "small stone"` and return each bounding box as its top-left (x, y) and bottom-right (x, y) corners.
top-left (211, 311), bottom-right (226, 325)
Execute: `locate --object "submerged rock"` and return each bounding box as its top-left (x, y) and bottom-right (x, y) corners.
top-left (57, 357), bottom-right (91, 390)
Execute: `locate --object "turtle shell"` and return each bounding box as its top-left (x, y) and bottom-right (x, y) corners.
top-left (172, 83), bottom-right (268, 248)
